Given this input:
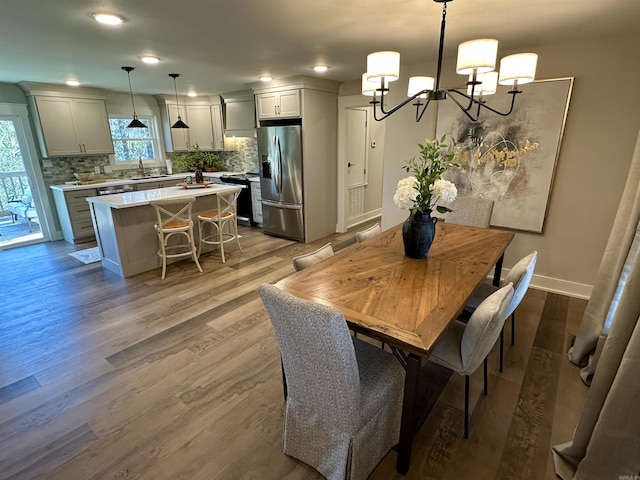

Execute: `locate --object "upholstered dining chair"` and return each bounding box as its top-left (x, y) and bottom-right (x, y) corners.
top-left (150, 197), bottom-right (203, 280)
top-left (428, 283), bottom-right (514, 438)
top-left (355, 222), bottom-right (381, 243)
top-left (258, 283), bottom-right (405, 480)
top-left (465, 251), bottom-right (538, 371)
top-left (445, 196), bottom-right (494, 228)
top-left (197, 189), bottom-right (243, 263)
top-left (292, 242), bottom-right (334, 272)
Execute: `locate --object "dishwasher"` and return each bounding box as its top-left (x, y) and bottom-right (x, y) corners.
top-left (219, 174), bottom-right (256, 227)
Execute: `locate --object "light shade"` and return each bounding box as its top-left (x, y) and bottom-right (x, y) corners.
top-left (169, 73), bottom-right (189, 129)
top-left (367, 51), bottom-right (400, 82)
top-left (467, 71), bottom-right (498, 96)
top-left (456, 39), bottom-right (498, 75)
top-left (361, 73), bottom-right (388, 96)
top-left (499, 53), bottom-right (538, 86)
top-left (407, 76), bottom-right (435, 98)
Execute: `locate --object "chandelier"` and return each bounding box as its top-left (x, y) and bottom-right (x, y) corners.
top-left (363, 0), bottom-right (538, 122)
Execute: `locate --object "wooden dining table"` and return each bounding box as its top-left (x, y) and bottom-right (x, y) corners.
top-left (275, 221), bottom-right (514, 474)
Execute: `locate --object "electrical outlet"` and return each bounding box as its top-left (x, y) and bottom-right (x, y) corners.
top-left (42, 159), bottom-right (53, 168)
top-left (104, 165), bottom-right (112, 173)
top-left (371, 140), bottom-right (377, 148)
top-left (94, 166), bottom-right (101, 174)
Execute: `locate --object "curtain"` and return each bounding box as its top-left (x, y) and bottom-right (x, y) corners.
top-left (552, 130), bottom-right (640, 478)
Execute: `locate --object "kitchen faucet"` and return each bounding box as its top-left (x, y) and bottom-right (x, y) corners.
top-left (138, 158), bottom-right (146, 177)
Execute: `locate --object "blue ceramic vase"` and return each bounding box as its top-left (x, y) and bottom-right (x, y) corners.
top-left (402, 212), bottom-right (437, 259)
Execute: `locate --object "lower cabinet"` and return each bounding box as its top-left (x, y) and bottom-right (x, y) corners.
top-left (52, 188), bottom-right (98, 243)
top-left (135, 179), bottom-right (180, 190)
top-left (250, 181), bottom-right (263, 226)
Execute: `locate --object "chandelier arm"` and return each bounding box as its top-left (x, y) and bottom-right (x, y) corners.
top-left (448, 88), bottom-right (521, 117)
top-left (445, 91), bottom-right (481, 122)
top-left (372, 89), bottom-right (432, 121)
top-left (415, 99), bottom-right (433, 122)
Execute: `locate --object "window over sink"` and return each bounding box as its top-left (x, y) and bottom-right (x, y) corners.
top-left (108, 115), bottom-right (164, 169)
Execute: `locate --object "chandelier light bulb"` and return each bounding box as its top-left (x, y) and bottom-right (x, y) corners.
top-left (407, 76), bottom-right (435, 98)
top-left (366, 51), bottom-right (400, 82)
top-left (499, 53), bottom-right (538, 86)
top-left (456, 39), bottom-right (499, 75)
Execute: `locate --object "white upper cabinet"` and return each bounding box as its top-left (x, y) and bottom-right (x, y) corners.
top-left (256, 89), bottom-right (301, 120)
top-left (163, 100), bottom-right (224, 152)
top-left (34, 96), bottom-right (114, 157)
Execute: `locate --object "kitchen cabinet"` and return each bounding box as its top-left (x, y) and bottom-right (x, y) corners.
top-left (159, 96), bottom-right (224, 152)
top-left (250, 181), bottom-right (262, 226)
top-left (256, 89), bottom-right (301, 120)
top-left (51, 187), bottom-right (98, 243)
top-left (223, 91), bottom-right (255, 137)
top-left (33, 96), bottom-right (114, 157)
top-left (134, 178), bottom-right (181, 190)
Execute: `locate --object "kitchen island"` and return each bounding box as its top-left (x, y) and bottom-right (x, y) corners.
top-left (87, 183), bottom-right (241, 277)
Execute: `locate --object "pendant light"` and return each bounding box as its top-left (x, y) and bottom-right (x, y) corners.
top-left (121, 66), bottom-right (146, 128)
top-left (169, 73), bottom-right (189, 129)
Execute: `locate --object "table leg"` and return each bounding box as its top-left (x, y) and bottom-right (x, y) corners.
top-left (493, 253), bottom-right (505, 287)
top-left (396, 353), bottom-right (422, 475)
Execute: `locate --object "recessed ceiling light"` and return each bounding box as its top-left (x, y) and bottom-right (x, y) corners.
top-left (92, 13), bottom-right (124, 25)
top-left (260, 76), bottom-right (272, 82)
top-left (313, 65), bottom-right (328, 72)
top-left (187, 92), bottom-right (197, 97)
top-left (66, 80), bottom-right (80, 86)
top-left (141, 56), bottom-right (159, 64)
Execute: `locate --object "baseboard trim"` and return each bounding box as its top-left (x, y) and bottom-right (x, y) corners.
top-left (346, 209), bottom-right (382, 230)
top-left (490, 270), bottom-right (592, 300)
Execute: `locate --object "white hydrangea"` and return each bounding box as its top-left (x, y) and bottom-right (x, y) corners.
top-left (393, 176), bottom-right (419, 209)
top-left (430, 178), bottom-right (457, 203)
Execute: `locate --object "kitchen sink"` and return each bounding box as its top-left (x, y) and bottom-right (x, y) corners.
top-left (129, 175), bottom-right (172, 181)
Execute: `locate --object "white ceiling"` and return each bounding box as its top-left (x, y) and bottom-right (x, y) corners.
top-left (1, 0), bottom-right (639, 97)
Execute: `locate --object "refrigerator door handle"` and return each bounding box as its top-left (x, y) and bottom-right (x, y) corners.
top-left (275, 135), bottom-right (284, 195)
top-left (262, 199), bottom-right (302, 210)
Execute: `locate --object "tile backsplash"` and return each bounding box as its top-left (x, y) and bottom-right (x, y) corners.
top-left (39, 137), bottom-right (259, 186)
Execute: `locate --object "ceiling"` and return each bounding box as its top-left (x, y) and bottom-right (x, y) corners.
top-left (1, 0), bottom-right (639, 98)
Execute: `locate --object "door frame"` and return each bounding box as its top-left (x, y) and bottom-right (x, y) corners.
top-left (0, 103), bottom-right (57, 246)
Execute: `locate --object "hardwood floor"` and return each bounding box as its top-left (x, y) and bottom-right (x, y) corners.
top-left (0, 224), bottom-right (589, 479)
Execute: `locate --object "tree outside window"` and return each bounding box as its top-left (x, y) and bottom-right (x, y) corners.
top-left (109, 116), bottom-right (157, 163)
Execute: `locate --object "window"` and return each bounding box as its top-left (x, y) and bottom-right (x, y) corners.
top-left (108, 116), bottom-right (162, 167)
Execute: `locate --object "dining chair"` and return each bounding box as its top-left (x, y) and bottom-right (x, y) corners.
top-left (466, 251), bottom-right (538, 371)
top-left (197, 189), bottom-right (243, 263)
top-left (292, 242), bottom-right (334, 272)
top-left (355, 222), bottom-right (381, 242)
top-left (445, 196), bottom-right (494, 228)
top-left (150, 197), bottom-right (203, 280)
top-left (258, 283), bottom-right (405, 480)
top-left (428, 282), bottom-right (514, 438)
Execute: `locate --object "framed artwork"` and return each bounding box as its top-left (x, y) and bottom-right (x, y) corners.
top-left (436, 77), bottom-right (574, 232)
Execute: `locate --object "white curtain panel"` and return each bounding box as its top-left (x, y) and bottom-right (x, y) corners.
top-left (552, 130), bottom-right (640, 478)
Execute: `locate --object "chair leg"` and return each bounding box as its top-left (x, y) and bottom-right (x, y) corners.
top-left (234, 218), bottom-right (243, 252)
top-left (499, 327), bottom-right (504, 372)
top-left (219, 221), bottom-right (226, 264)
top-left (189, 226), bottom-right (203, 273)
top-left (511, 312), bottom-right (516, 346)
top-left (464, 375), bottom-right (469, 439)
top-left (483, 357), bottom-right (488, 396)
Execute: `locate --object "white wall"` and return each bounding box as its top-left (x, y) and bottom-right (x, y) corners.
top-left (341, 32), bottom-right (640, 298)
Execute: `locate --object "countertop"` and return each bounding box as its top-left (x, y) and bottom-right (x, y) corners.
top-left (50, 172), bottom-right (244, 192)
top-left (86, 183), bottom-right (241, 209)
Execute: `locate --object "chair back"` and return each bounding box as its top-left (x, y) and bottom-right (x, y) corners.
top-left (504, 251), bottom-right (537, 317)
top-left (461, 283), bottom-right (514, 373)
top-left (292, 242), bottom-right (334, 272)
top-left (215, 189), bottom-right (240, 220)
top-left (150, 197), bottom-right (195, 230)
top-left (258, 284), bottom-right (360, 424)
top-left (446, 196), bottom-right (494, 228)
top-left (356, 223), bottom-right (381, 243)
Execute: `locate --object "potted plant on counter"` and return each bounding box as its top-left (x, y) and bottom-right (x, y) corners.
top-left (168, 144), bottom-right (223, 173)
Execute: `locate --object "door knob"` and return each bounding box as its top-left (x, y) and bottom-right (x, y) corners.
top-left (347, 162), bottom-right (356, 167)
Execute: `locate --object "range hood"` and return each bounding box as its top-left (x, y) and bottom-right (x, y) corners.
top-left (222, 90), bottom-right (255, 138)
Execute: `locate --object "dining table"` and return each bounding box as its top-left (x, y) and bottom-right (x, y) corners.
top-left (275, 221), bottom-right (514, 474)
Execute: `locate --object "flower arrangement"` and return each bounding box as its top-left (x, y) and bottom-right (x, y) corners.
top-left (393, 135), bottom-right (459, 217)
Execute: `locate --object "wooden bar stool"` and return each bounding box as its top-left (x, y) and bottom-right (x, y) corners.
top-left (150, 197), bottom-right (202, 279)
top-left (197, 189), bottom-right (243, 263)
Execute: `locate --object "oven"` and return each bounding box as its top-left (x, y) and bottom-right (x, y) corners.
top-left (219, 174), bottom-right (257, 226)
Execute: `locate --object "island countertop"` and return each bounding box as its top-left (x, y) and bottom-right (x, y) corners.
top-left (86, 183), bottom-right (241, 209)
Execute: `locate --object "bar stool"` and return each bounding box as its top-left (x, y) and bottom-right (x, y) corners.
top-left (150, 197), bottom-right (203, 280)
top-left (197, 188), bottom-right (243, 263)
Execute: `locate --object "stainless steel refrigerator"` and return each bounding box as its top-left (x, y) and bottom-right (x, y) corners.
top-left (258, 126), bottom-right (305, 241)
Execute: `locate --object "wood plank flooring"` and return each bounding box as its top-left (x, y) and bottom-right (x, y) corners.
top-left (0, 224), bottom-right (589, 479)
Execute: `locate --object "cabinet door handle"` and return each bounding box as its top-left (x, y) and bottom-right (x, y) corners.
top-left (82, 144), bottom-right (86, 153)
top-left (79, 143), bottom-right (82, 152)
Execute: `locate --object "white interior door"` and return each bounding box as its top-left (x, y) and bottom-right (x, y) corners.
top-left (345, 108), bottom-right (367, 187)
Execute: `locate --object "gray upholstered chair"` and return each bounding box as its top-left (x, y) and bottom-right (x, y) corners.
top-left (445, 196), bottom-right (494, 228)
top-left (292, 242), bottom-right (334, 272)
top-left (258, 283), bottom-right (405, 480)
top-left (355, 222), bottom-right (381, 243)
top-left (466, 251), bottom-right (538, 371)
top-left (428, 283), bottom-right (514, 438)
